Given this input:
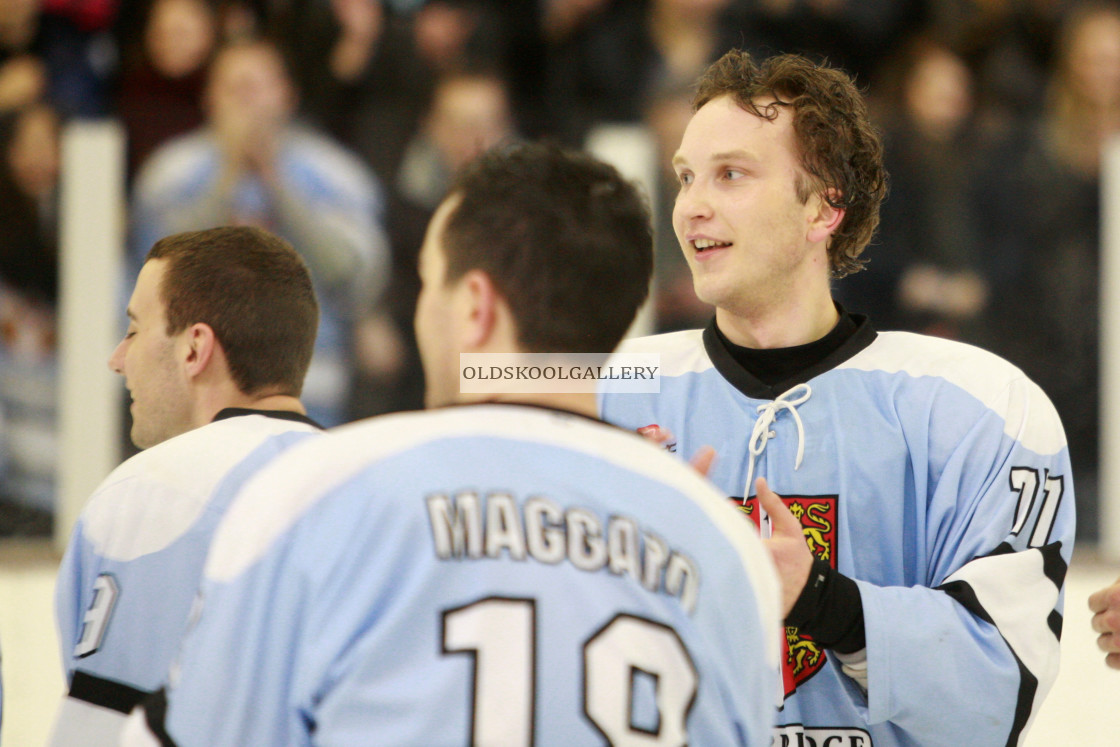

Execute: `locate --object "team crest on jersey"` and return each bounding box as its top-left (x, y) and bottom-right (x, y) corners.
top-left (730, 494), bottom-right (838, 700)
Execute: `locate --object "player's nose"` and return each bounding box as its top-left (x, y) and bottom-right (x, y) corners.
top-left (675, 182), bottom-right (714, 223)
top-left (108, 339), bottom-right (125, 375)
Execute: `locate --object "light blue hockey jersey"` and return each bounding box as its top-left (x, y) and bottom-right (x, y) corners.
top-left (52, 410), bottom-right (321, 745)
top-left (126, 403), bottom-right (782, 746)
top-left (599, 321), bottom-right (1075, 747)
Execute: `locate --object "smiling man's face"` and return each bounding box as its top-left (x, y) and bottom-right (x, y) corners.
top-left (108, 259), bottom-right (193, 449)
top-left (671, 95), bottom-right (825, 317)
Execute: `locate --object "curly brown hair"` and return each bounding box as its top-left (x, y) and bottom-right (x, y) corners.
top-left (694, 50), bottom-right (887, 277)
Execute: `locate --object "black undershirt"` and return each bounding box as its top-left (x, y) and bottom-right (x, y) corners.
top-left (712, 306), bottom-right (867, 655)
top-left (713, 307), bottom-right (859, 387)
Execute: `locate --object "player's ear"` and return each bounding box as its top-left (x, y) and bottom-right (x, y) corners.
top-left (458, 269), bottom-right (498, 349)
top-left (806, 188), bottom-right (844, 244)
top-left (182, 322), bottom-right (218, 378)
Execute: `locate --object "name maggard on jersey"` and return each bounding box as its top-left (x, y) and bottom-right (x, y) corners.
top-left (426, 491), bottom-right (700, 613)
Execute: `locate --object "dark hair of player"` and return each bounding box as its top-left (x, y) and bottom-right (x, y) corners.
top-left (146, 225), bottom-right (319, 397)
top-left (442, 141), bottom-right (653, 353)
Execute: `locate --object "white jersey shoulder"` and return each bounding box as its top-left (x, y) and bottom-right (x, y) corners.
top-left (81, 415), bottom-right (320, 561)
top-left (615, 329), bottom-right (711, 377)
top-left (841, 331), bottom-right (1066, 455)
top-left (841, 330), bottom-right (1022, 383)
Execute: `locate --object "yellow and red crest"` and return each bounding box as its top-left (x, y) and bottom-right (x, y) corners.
top-left (730, 494), bottom-right (838, 699)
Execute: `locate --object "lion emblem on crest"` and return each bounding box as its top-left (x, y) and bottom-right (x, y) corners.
top-left (730, 493), bottom-right (839, 699)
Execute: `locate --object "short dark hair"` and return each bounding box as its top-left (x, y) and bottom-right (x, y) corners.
top-left (441, 142), bottom-right (652, 353)
top-left (694, 50), bottom-right (887, 277)
top-left (145, 226), bottom-right (318, 396)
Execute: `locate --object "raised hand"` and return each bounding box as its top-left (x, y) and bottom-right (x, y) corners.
top-left (755, 476), bottom-right (813, 618)
top-left (635, 424), bottom-right (715, 477)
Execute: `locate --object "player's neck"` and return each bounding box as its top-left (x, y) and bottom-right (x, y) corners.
top-left (196, 389), bottom-right (306, 427)
top-left (715, 294), bottom-right (839, 350)
top-left (238, 393), bottom-right (306, 415)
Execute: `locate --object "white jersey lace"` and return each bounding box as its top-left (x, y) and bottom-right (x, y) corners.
top-left (744, 383), bottom-right (813, 536)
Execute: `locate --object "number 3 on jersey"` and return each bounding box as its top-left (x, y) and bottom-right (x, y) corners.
top-left (75, 573), bottom-right (119, 658)
top-left (443, 597), bottom-right (698, 746)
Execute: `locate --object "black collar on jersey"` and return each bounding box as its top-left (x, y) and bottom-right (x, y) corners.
top-left (702, 305), bottom-right (877, 400)
top-left (714, 305), bottom-right (858, 384)
top-left (212, 407), bottom-right (323, 430)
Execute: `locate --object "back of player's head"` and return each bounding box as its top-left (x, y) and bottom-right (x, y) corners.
top-left (441, 142), bottom-right (652, 354)
top-left (694, 49), bottom-right (887, 277)
top-left (145, 226), bottom-right (318, 396)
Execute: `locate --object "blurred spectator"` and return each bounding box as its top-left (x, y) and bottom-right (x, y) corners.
top-left (0, 102), bottom-right (61, 534)
top-left (43, 0), bottom-right (119, 32)
top-left (117, 0), bottom-right (277, 44)
top-left (471, 0), bottom-right (549, 137)
top-left (923, 0), bottom-right (1078, 137)
top-left (0, 0), bottom-right (115, 117)
top-left (545, 0), bottom-right (745, 146)
top-left (1042, 1), bottom-right (1120, 176)
top-left (742, 0), bottom-right (923, 85)
top-left (837, 36), bottom-right (988, 340)
top-left (117, 0), bottom-right (216, 180)
top-left (274, 0), bottom-right (523, 187)
top-left (410, 1), bottom-right (549, 135)
top-left (396, 68), bottom-right (513, 210)
top-left (216, 0), bottom-right (262, 38)
top-left (975, 1), bottom-right (1120, 542)
top-left (642, 77), bottom-right (711, 331)
top-left (542, 0), bottom-right (612, 45)
top-left (412, 0), bottom-right (484, 71)
top-left (130, 38), bottom-right (390, 426)
top-left (0, 101), bottom-right (57, 302)
top-left (0, 0), bottom-right (49, 114)
top-left (348, 66), bottom-right (516, 419)
top-left (274, 0), bottom-right (431, 185)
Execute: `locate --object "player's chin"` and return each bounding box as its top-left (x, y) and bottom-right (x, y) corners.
top-left (688, 278), bottom-right (731, 309)
top-left (130, 428), bottom-right (150, 450)
top-left (129, 419), bottom-right (160, 450)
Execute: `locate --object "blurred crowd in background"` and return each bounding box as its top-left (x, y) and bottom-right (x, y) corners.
top-left (0, 0), bottom-right (1114, 542)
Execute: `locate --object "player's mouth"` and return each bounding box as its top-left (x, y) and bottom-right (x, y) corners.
top-left (691, 238), bottom-right (731, 259)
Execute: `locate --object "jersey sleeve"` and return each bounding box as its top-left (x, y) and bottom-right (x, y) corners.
top-left (53, 425), bottom-right (323, 746)
top-left (54, 519), bottom-right (94, 679)
top-left (131, 478), bottom-right (349, 746)
top-left (856, 373), bottom-right (1072, 746)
